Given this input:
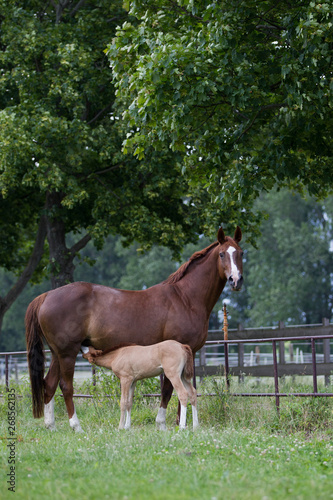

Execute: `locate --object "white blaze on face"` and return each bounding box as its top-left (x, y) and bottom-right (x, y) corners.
top-left (227, 247), bottom-right (241, 281)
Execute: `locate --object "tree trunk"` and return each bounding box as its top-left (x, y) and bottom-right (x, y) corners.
top-left (46, 191), bottom-right (91, 289)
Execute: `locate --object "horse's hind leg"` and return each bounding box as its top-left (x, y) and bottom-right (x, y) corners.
top-left (156, 376), bottom-right (174, 430)
top-left (44, 355), bottom-right (60, 430)
top-left (58, 356), bottom-right (83, 433)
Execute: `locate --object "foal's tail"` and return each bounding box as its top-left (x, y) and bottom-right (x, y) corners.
top-left (182, 345), bottom-right (194, 381)
top-left (25, 293), bottom-right (47, 418)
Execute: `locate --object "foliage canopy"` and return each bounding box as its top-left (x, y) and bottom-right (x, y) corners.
top-left (109, 0), bottom-right (333, 229)
top-left (0, 0), bottom-right (209, 286)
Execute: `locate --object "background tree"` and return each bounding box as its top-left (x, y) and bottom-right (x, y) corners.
top-left (0, 0), bottom-right (209, 334)
top-left (2, 190), bottom-right (332, 350)
top-left (109, 0), bottom-right (333, 233)
top-left (246, 189), bottom-right (333, 326)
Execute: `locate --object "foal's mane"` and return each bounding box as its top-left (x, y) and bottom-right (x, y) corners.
top-left (163, 241), bottom-right (219, 285)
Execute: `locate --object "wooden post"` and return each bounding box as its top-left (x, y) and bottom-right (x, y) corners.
top-left (5, 354), bottom-right (9, 391)
top-left (323, 318), bottom-right (330, 387)
top-left (289, 342), bottom-right (295, 382)
top-left (223, 303), bottom-right (228, 342)
top-left (255, 345), bottom-right (260, 364)
top-left (223, 303), bottom-right (230, 389)
top-left (199, 346), bottom-right (206, 383)
top-left (237, 323), bottom-right (244, 384)
top-left (279, 321), bottom-right (285, 365)
top-left (255, 345), bottom-right (260, 386)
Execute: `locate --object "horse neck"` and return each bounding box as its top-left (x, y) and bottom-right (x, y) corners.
top-left (176, 246), bottom-right (226, 316)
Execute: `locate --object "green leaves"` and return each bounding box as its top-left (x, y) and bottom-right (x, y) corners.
top-left (0, 0), bottom-right (211, 281)
top-left (108, 0), bottom-right (333, 232)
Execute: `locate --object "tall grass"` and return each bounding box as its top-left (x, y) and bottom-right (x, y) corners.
top-left (1, 373), bottom-right (333, 499)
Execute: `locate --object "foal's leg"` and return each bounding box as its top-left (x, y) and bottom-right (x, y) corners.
top-left (182, 378), bottom-right (199, 430)
top-left (43, 355), bottom-right (60, 430)
top-left (166, 375), bottom-right (189, 430)
top-left (124, 381), bottom-right (136, 430)
top-left (59, 355), bottom-right (83, 433)
top-left (156, 376), bottom-right (173, 430)
top-left (119, 378), bottom-right (135, 430)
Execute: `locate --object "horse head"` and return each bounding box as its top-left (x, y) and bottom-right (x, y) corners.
top-left (217, 226), bottom-right (244, 291)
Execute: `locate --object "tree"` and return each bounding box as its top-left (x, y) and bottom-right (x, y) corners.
top-left (108, 0), bottom-right (333, 235)
top-left (246, 189), bottom-right (333, 325)
top-left (0, 1), bottom-right (208, 333)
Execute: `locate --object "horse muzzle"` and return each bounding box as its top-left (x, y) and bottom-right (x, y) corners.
top-left (228, 275), bottom-right (243, 291)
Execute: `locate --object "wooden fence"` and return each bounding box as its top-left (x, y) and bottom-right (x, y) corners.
top-left (197, 319), bottom-right (333, 386)
top-left (1, 319), bottom-right (333, 386)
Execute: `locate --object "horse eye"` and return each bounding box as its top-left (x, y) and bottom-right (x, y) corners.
top-left (219, 252), bottom-right (225, 259)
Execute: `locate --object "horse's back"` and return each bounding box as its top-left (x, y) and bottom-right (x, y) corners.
top-left (37, 281), bottom-right (168, 350)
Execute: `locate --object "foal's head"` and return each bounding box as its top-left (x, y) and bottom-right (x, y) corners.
top-left (217, 226), bottom-right (244, 291)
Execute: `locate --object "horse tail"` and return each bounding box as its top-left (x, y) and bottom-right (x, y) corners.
top-left (25, 293), bottom-right (47, 418)
top-left (182, 345), bottom-right (194, 381)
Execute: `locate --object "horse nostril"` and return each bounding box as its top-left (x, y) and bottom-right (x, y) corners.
top-left (228, 276), bottom-right (234, 283)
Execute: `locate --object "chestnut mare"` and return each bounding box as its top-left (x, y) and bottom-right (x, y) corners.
top-left (81, 341), bottom-right (198, 430)
top-left (25, 226), bottom-right (243, 432)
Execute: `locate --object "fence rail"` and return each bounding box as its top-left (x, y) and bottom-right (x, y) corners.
top-left (1, 322), bottom-right (333, 414)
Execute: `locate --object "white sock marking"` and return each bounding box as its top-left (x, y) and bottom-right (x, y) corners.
top-left (192, 405), bottom-right (199, 429)
top-left (69, 409), bottom-right (83, 433)
top-left (125, 410), bottom-right (131, 430)
top-left (156, 407), bottom-right (167, 430)
top-left (179, 405), bottom-right (187, 430)
top-left (44, 397), bottom-right (56, 430)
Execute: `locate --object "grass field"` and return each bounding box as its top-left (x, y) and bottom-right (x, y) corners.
top-left (1, 373), bottom-right (333, 500)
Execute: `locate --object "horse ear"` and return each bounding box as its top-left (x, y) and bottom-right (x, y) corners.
top-left (217, 227), bottom-right (227, 244)
top-left (234, 226), bottom-right (242, 243)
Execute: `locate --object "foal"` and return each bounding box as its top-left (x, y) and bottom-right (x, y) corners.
top-left (82, 340), bottom-right (199, 430)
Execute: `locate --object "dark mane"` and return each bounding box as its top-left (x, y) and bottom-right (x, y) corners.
top-left (163, 241), bottom-right (219, 285)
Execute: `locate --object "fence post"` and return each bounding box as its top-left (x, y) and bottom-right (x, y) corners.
top-left (5, 354), bottom-right (9, 391)
top-left (323, 318), bottom-right (331, 387)
top-left (272, 340), bottom-right (280, 416)
top-left (237, 323), bottom-right (244, 383)
top-left (278, 321), bottom-right (285, 365)
top-left (223, 304), bottom-right (230, 389)
top-left (199, 346), bottom-right (206, 383)
top-left (311, 338), bottom-right (318, 393)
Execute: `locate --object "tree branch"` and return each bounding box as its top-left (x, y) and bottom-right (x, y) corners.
top-left (86, 105), bottom-right (111, 125)
top-left (69, 0), bottom-right (87, 17)
top-left (69, 233), bottom-right (91, 255)
top-left (0, 216), bottom-right (47, 317)
top-left (234, 102), bottom-right (287, 143)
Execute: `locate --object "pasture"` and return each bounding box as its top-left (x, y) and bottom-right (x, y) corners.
top-left (1, 374), bottom-right (333, 500)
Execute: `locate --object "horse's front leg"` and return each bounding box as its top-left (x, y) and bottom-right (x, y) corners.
top-left (156, 375), bottom-right (173, 430)
top-left (59, 356), bottom-right (83, 433)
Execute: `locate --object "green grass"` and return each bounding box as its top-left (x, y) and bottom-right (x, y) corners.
top-left (1, 374), bottom-right (333, 500)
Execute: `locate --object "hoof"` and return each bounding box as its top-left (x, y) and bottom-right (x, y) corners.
top-left (45, 423), bottom-right (56, 431)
